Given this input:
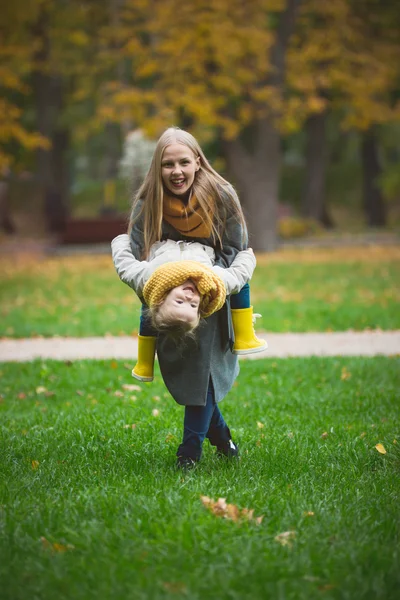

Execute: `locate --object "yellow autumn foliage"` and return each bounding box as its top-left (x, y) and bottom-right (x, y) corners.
top-left (1, 0), bottom-right (399, 167)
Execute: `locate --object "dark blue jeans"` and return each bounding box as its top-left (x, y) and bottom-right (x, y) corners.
top-left (230, 282), bottom-right (249, 309)
top-left (176, 380), bottom-right (232, 461)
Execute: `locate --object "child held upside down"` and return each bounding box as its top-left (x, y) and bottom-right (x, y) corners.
top-left (111, 234), bottom-right (267, 382)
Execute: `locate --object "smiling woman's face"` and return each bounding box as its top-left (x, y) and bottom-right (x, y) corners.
top-left (158, 280), bottom-right (201, 325)
top-left (161, 144), bottom-right (200, 197)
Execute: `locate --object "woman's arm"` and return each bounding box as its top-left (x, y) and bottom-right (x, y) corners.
top-left (214, 184), bottom-right (248, 268)
top-left (213, 248), bottom-right (256, 295)
top-left (128, 200), bottom-right (146, 260)
top-left (111, 234), bottom-right (148, 295)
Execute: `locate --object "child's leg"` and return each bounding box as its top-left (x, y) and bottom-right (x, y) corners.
top-left (139, 303), bottom-right (157, 336)
top-left (231, 283), bottom-right (268, 355)
top-left (176, 380), bottom-right (237, 466)
top-left (230, 282), bottom-right (250, 309)
top-left (132, 304), bottom-right (157, 382)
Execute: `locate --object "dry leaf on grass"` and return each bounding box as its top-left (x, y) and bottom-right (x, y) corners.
top-left (274, 530), bottom-right (296, 547)
top-left (318, 583), bottom-right (336, 591)
top-left (31, 460), bottom-right (39, 470)
top-left (122, 384), bottom-right (142, 392)
top-left (40, 537), bottom-right (74, 552)
top-left (152, 409), bottom-right (160, 417)
top-left (162, 582), bottom-right (187, 594)
top-left (375, 443), bottom-right (386, 454)
top-left (200, 496), bottom-right (263, 524)
top-left (321, 432), bottom-right (329, 439)
top-left (341, 367), bottom-right (351, 381)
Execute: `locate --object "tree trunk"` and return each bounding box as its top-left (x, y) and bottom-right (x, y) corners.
top-left (32, 8), bottom-right (69, 233)
top-left (0, 177), bottom-right (16, 234)
top-left (223, 120), bottom-right (280, 252)
top-left (44, 128), bottom-right (70, 232)
top-left (361, 127), bottom-right (386, 227)
top-left (302, 110), bottom-right (334, 228)
top-left (222, 0), bottom-right (301, 251)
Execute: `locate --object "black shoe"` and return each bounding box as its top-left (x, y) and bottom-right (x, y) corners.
top-left (176, 456), bottom-right (197, 470)
top-left (216, 439), bottom-right (239, 458)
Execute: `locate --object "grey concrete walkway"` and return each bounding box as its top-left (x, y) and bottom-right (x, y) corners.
top-left (1, 331), bottom-right (399, 362)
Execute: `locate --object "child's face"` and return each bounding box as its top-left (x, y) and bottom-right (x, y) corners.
top-left (161, 144), bottom-right (200, 197)
top-left (159, 280), bottom-right (201, 326)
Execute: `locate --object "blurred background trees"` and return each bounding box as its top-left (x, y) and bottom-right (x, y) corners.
top-left (1, 0), bottom-right (399, 250)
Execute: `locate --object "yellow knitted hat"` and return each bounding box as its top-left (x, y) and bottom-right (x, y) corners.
top-left (143, 260), bottom-right (226, 318)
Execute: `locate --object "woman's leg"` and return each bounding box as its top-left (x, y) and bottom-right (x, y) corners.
top-left (206, 380), bottom-right (232, 448)
top-left (176, 380), bottom-right (237, 464)
top-left (177, 383), bottom-right (216, 462)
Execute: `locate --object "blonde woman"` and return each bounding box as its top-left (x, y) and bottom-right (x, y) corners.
top-left (115, 127), bottom-right (266, 469)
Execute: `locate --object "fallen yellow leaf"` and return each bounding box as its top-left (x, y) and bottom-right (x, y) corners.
top-left (31, 460), bottom-right (39, 470)
top-left (40, 537), bottom-right (74, 552)
top-left (257, 421), bottom-right (264, 429)
top-left (200, 496), bottom-right (262, 524)
top-left (341, 367), bottom-right (351, 381)
top-left (321, 432), bottom-right (329, 439)
top-left (375, 443), bottom-right (386, 454)
top-left (122, 384), bottom-right (141, 392)
top-left (152, 409), bottom-right (160, 417)
top-left (274, 530), bottom-right (296, 547)
top-left (162, 582), bottom-right (187, 594)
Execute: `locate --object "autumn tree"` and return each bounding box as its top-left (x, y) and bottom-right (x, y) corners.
top-left (0, 0), bottom-right (50, 232)
top-left (288, 0), bottom-right (400, 227)
top-left (95, 0), bottom-right (302, 251)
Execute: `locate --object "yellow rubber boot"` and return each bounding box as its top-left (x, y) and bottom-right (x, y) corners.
top-left (132, 335), bottom-right (157, 382)
top-left (231, 307), bottom-right (268, 355)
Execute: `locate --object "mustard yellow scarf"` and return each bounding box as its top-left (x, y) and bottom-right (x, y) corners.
top-left (163, 193), bottom-right (214, 238)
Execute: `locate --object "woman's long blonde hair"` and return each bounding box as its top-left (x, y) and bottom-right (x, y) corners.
top-left (128, 127), bottom-right (246, 258)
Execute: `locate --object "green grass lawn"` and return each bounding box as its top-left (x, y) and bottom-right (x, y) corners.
top-left (1, 357), bottom-right (399, 600)
top-left (1, 246), bottom-right (399, 338)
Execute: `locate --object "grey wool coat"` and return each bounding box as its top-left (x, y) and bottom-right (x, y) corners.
top-left (129, 190), bottom-right (247, 407)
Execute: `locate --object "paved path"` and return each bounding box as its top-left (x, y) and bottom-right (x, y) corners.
top-left (0, 331), bottom-right (399, 362)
